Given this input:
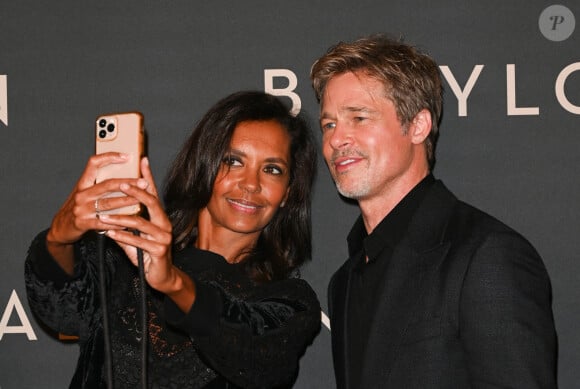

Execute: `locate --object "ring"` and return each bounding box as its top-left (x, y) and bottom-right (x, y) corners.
top-left (94, 198), bottom-right (100, 215)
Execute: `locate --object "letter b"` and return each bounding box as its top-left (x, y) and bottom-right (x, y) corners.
top-left (264, 69), bottom-right (301, 116)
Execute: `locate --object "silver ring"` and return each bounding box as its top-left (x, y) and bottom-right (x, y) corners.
top-left (94, 198), bottom-right (100, 215)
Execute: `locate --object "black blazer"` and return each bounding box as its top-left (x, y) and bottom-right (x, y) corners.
top-left (328, 181), bottom-right (557, 389)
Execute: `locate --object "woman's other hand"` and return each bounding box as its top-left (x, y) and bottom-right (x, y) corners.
top-left (98, 157), bottom-right (196, 311)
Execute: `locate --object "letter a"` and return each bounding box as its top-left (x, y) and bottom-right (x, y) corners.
top-left (0, 290), bottom-right (37, 341)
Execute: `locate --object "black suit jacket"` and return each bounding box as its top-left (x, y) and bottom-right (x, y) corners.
top-left (328, 180), bottom-right (557, 388)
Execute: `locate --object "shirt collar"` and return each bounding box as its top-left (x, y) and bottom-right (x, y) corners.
top-left (347, 174), bottom-right (435, 261)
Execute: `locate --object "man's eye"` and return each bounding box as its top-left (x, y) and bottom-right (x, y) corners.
top-left (322, 122), bottom-right (336, 131)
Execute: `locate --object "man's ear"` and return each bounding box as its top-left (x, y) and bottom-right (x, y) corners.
top-left (409, 109), bottom-right (432, 145)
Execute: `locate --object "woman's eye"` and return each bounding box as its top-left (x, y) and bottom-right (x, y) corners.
top-left (223, 156), bottom-right (242, 166)
top-left (264, 165), bottom-right (283, 175)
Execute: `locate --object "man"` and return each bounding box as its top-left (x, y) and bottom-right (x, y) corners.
top-left (310, 34), bottom-right (557, 388)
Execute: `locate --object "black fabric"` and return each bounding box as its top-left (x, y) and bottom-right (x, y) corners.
top-left (25, 230), bottom-right (321, 389)
top-left (328, 179), bottom-right (558, 389)
top-left (345, 174), bottom-right (434, 387)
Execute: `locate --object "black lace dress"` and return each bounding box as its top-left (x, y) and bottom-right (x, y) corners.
top-left (25, 230), bottom-right (321, 388)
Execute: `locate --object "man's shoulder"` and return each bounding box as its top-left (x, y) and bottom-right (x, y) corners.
top-left (452, 197), bottom-right (519, 236)
top-left (429, 180), bottom-right (518, 234)
top-left (440, 196), bottom-right (540, 265)
top-left (426, 180), bottom-right (534, 249)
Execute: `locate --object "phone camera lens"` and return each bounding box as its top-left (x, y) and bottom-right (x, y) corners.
top-left (107, 123), bottom-right (115, 132)
top-left (98, 119), bottom-right (107, 128)
top-left (99, 129), bottom-right (107, 138)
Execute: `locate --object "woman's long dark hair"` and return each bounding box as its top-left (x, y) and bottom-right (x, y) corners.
top-left (163, 91), bottom-right (317, 282)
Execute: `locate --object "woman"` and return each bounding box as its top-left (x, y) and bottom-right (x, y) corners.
top-left (25, 91), bottom-right (321, 388)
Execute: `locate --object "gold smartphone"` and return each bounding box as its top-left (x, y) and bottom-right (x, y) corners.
top-left (95, 112), bottom-right (145, 215)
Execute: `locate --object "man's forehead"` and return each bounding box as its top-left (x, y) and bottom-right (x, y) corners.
top-left (320, 88), bottom-right (389, 118)
top-left (322, 74), bottom-right (388, 102)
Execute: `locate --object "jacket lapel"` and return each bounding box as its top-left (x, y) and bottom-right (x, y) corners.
top-left (329, 251), bottom-right (360, 389)
top-left (358, 181), bottom-right (457, 386)
top-left (359, 243), bottom-right (450, 386)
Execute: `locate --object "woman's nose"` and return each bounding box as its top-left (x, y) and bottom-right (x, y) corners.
top-left (238, 170), bottom-right (261, 193)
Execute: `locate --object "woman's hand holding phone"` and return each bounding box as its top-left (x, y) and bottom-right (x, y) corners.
top-left (45, 153), bottom-right (142, 273)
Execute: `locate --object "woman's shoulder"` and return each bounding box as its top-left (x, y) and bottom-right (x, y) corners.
top-left (256, 277), bottom-right (320, 308)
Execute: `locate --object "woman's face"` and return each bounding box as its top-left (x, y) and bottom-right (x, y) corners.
top-left (202, 120), bottom-right (291, 238)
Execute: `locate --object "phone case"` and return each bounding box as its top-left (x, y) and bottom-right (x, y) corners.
top-left (95, 111), bottom-right (144, 215)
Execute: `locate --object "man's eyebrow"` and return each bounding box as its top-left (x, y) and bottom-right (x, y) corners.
top-left (320, 112), bottom-right (335, 121)
top-left (320, 106), bottom-right (375, 120)
top-left (344, 106), bottom-right (376, 113)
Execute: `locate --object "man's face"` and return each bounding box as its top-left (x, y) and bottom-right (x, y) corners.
top-left (320, 71), bottom-right (420, 204)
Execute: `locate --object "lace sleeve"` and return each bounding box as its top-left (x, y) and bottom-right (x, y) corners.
top-left (167, 276), bottom-right (321, 389)
top-left (24, 230), bottom-right (118, 340)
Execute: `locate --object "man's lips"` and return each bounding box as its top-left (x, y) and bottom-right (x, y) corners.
top-left (332, 156), bottom-right (363, 172)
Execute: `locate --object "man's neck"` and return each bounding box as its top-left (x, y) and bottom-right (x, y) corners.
top-left (359, 170), bottom-right (429, 233)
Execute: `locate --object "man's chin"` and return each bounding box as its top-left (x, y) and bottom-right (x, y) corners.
top-left (336, 184), bottom-right (366, 200)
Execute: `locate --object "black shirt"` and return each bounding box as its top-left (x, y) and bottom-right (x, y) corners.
top-left (346, 174), bottom-right (435, 386)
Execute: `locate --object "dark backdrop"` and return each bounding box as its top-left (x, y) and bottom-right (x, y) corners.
top-left (1, 1), bottom-right (578, 387)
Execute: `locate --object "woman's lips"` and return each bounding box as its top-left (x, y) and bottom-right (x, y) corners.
top-left (227, 198), bottom-right (263, 213)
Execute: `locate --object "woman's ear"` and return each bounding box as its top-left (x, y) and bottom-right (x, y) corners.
top-left (409, 109), bottom-right (432, 145)
top-left (280, 188), bottom-right (289, 208)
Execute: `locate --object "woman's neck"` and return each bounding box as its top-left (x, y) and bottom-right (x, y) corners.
top-left (195, 210), bottom-right (259, 263)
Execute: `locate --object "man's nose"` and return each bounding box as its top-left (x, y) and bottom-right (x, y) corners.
top-left (327, 122), bottom-right (353, 149)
